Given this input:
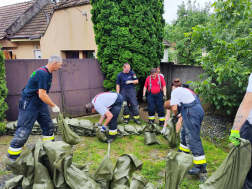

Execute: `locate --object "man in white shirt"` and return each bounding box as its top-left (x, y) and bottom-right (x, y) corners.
top-left (229, 74), bottom-right (252, 188)
top-left (85, 92), bottom-right (123, 143)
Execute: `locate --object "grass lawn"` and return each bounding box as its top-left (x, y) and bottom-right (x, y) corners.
top-left (72, 115), bottom-right (229, 189)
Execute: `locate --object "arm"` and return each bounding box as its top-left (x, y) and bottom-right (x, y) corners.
top-left (171, 105), bottom-right (178, 116)
top-left (232, 92), bottom-right (252, 131)
top-left (133, 79), bottom-right (138, 84)
top-left (98, 115), bottom-right (106, 124)
top-left (38, 89), bottom-right (55, 107)
top-left (164, 109), bottom-right (171, 127)
top-left (116, 84), bottom-right (120, 93)
top-left (143, 86), bottom-right (147, 96)
top-left (163, 86), bottom-right (167, 96)
top-left (176, 116), bottom-right (183, 133)
top-left (103, 110), bottom-right (113, 126)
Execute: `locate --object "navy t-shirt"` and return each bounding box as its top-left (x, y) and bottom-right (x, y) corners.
top-left (21, 66), bottom-right (52, 98)
top-left (116, 71), bottom-right (137, 89)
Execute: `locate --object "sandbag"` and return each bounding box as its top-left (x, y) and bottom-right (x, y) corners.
top-left (95, 127), bottom-right (107, 143)
top-left (129, 174), bottom-right (148, 189)
top-left (114, 185), bottom-right (129, 189)
top-left (125, 125), bottom-right (139, 135)
top-left (165, 150), bottom-right (193, 189)
top-left (152, 124), bottom-right (162, 134)
top-left (57, 112), bottom-right (82, 145)
top-left (110, 154), bottom-right (143, 188)
top-left (117, 101), bottom-right (127, 123)
top-left (69, 118), bottom-right (80, 126)
top-left (79, 119), bottom-right (94, 131)
top-left (199, 138), bottom-right (251, 189)
top-left (167, 118), bottom-right (178, 148)
top-left (93, 143), bottom-right (113, 189)
top-left (4, 175), bottom-right (23, 189)
top-left (72, 162), bottom-right (92, 178)
top-left (4, 149), bottom-right (35, 189)
top-left (135, 126), bottom-right (144, 134)
top-left (117, 125), bottom-right (130, 138)
top-left (143, 182), bottom-right (158, 189)
top-left (144, 132), bottom-right (160, 145)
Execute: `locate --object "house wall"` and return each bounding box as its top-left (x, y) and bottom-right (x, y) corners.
top-left (161, 47), bottom-right (169, 62)
top-left (40, 4), bottom-right (97, 59)
top-left (1, 41), bottom-right (40, 59)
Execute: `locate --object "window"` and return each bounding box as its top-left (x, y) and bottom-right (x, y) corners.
top-left (83, 51), bottom-right (95, 59)
top-left (66, 51), bottom-right (79, 59)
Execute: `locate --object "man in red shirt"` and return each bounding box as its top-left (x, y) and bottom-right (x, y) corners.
top-left (143, 68), bottom-right (167, 126)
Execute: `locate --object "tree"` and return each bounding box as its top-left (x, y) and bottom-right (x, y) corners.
top-left (188, 0), bottom-right (252, 114)
top-left (164, 0), bottom-right (211, 65)
top-left (90, 0), bottom-right (165, 91)
top-left (0, 46), bottom-right (8, 120)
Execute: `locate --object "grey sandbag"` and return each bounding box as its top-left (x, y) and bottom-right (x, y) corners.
top-left (5, 175), bottom-right (23, 189)
top-left (129, 173), bottom-right (148, 189)
top-left (72, 162), bottom-right (92, 178)
top-left (152, 124), bottom-right (162, 134)
top-left (144, 132), bottom-right (160, 145)
top-left (114, 185), bottom-right (129, 189)
top-left (54, 151), bottom-right (101, 189)
top-left (143, 182), bottom-right (158, 189)
top-left (110, 154), bottom-right (143, 188)
top-left (117, 101), bottom-right (127, 123)
top-left (33, 139), bottom-right (54, 189)
top-left (165, 150), bottom-right (193, 189)
top-left (4, 149), bottom-right (35, 189)
top-left (199, 138), bottom-right (251, 189)
top-left (135, 125), bottom-right (144, 134)
top-left (93, 143), bottom-right (113, 189)
top-left (57, 112), bottom-right (82, 145)
top-left (125, 125), bottom-right (139, 135)
top-left (95, 127), bottom-right (107, 142)
top-left (117, 125), bottom-right (130, 138)
top-left (167, 118), bottom-right (178, 148)
top-left (162, 127), bottom-right (170, 140)
top-left (79, 119), bottom-right (94, 130)
top-left (69, 118), bottom-right (80, 126)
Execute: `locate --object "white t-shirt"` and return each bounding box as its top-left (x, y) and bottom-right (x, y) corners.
top-left (91, 92), bottom-right (118, 116)
top-left (246, 74), bottom-right (252, 124)
top-left (170, 87), bottom-right (195, 106)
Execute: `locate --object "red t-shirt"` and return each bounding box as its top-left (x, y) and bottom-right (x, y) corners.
top-left (144, 75), bottom-right (166, 94)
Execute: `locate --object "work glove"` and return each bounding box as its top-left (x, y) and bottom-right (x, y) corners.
top-left (143, 96), bottom-right (146, 102)
top-left (126, 80), bottom-right (134, 84)
top-left (229, 130), bottom-right (240, 146)
top-left (95, 123), bottom-right (102, 127)
top-left (163, 95), bottom-right (167, 101)
top-left (52, 105), bottom-right (60, 113)
top-left (172, 115), bottom-right (179, 124)
top-left (161, 127), bottom-right (167, 134)
top-left (100, 125), bottom-right (107, 133)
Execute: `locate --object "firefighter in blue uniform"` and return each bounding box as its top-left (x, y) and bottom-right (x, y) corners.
top-left (116, 63), bottom-right (141, 124)
top-left (7, 55), bottom-right (62, 162)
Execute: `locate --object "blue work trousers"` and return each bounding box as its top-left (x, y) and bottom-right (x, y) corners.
top-left (120, 88), bottom-right (139, 118)
top-left (240, 120), bottom-right (252, 189)
top-left (147, 92), bottom-right (165, 118)
top-left (8, 95), bottom-right (55, 159)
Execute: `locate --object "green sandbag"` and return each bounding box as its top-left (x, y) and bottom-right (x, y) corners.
top-left (135, 126), bottom-right (144, 134)
top-left (72, 162), bottom-right (92, 178)
top-left (93, 143), bottom-right (113, 189)
top-left (33, 139), bottom-right (54, 189)
top-left (143, 182), bottom-right (158, 189)
top-left (114, 185), bottom-right (129, 189)
top-left (4, 175), bottom-right (23, 189)
top-left (43, 140), bottom-right (72, 188)
top-left (199, 138), bottom-right (251, 189)
top-left (165, 150), bottom-right (193, 189)
top-left (167, 118), bottom-right (178, 148)
top-left (125, 125), bottom-right (139, 135)
top-left (111, 154), bottom-right (143, 188)
top-left (129, 174), bottom-right (148, 189)
top-left (4, 149), bottom-right (35, 189)
top-left (69, 118), bottom-right (80, 126)
top-left (162, 127), bottom-right (170, 140)
top-left (152, 124), bottom-right (162, 134)
top-left (144, 132), bottom-right (160, 145)
top-left (117, 125), bottom-right (130, 138)
top-left (95, 127), bottom-right (107, 142)
top-left (143, 124), bottom-right (152, 132)
top-left (54, 151), bottom-right (101, 189)
top-left (117, 101), bottom-right (127, 123)
top-left (79, 119), bottom-right (94, 130)
top-left (57, 112), bottom-right (82, 145)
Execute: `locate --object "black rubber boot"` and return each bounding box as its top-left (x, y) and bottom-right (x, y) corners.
top-left (159, 121), bottom-right (164, 127)
top-left (107, 135), bottom-right (117, 143)
top-left (124, 118), bottom-right (130, 124)
top-left (148, 119), bottom-right (155, 125)
top-left (134, 119), bottom-right (141, 125)
top-left (177, 149), bottom-right (189, 154)
top-left (188, 163), bottom-right (207, 175)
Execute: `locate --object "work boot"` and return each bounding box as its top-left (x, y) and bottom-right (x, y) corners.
top-left (124, 118), bottom-right (130, 124)
top-left (143, 107), bottom-right (148, 111)
top-left (134, 119), bottom-right (141, 125)
top-left (159, 121), bottom-right (164, 127)
top-left (6, 158), bottom-right (16, 171)
top-left (177, 149), bottom-right (189, 154)
top-left (107, 135), bottom-right (117, 143)
top-left (148, 119), bottom-right (154, 125)
top-left (188, 163), bottom-right (207, 175)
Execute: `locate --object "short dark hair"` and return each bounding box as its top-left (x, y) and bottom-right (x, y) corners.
top-left (171, 78), bottom-right (182, 87)
top-left (85, 103), bottom-right (94, 113)
top-left (150, 68), bottom-right (157, 73)
top-left (157, 66), bottom-right (161, 70)
top-left (123, 63), bottom-right (130, 67)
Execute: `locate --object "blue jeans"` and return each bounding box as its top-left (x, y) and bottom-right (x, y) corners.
top-left (147, 92), bottom-right (165, 119)
top-left (240, 120), bottom-right (252, 189)
top-left (8, 95), bottom-right (55, 159)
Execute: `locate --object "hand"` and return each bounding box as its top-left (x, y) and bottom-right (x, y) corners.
top-left (161, 127), bottom-right (167, 134)
top-left (163, 95), bottom-right (167, 101)
top-left (52, 105), bottom-right (60, 113)
top-left (126, 80), bottom-right (133, 84)
top-left (177, 113), bottom-right (181, 117)
top-left (229, 130), bottom-right (240, 146)
top-left (95, 123), bottom-right (102, 127)
top-left (100, 125), bottom-right (107, 133)
top-left (143, 96), bottom-right (146, 102)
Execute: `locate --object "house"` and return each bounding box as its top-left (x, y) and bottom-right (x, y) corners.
top-left (0, 0), bottom-right (97, 59)
top-left (161, 39), bottom-right (172, 62)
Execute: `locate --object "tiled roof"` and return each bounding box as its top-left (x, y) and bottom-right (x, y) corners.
top-left (55, 0), bottom-right (90, 10)
top-left (10, 3), bottom-right (55, 38)
top-left (0, 1), bottom-right (34, 39)
top-left (163, 39), bottom-right (172, 47)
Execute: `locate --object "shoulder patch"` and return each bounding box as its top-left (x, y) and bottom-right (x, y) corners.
top-left (133, 74), bottom-right (137, 78)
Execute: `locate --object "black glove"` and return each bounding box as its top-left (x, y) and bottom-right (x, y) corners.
top-left (163, 95), bottom-right (167, 101)
top-left (172, 115), bottom-right (179, 124)
top-left (143, 96), bottom-right (146, 102)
